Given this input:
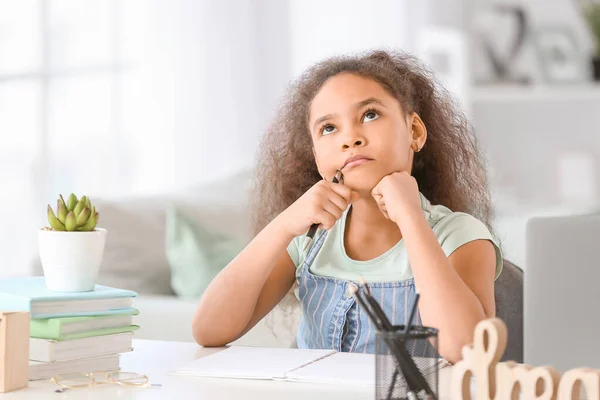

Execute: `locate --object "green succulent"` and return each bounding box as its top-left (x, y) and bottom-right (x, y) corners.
top-left (584, 3), bottom-right (600, 55)
top-left (47, 193), bottom-right (99, 232)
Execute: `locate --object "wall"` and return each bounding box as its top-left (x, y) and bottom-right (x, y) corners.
top-left (166, 0), bottom-right (262, 188)
top-left (288, 0), bottom-right (413, 76)
top-left (163, 0), bottom-right (454, 190)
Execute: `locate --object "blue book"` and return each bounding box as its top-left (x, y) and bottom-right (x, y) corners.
top-left (0, 277), bottom-right (138, 319)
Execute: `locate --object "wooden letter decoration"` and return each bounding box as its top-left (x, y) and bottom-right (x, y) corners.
top-left (451, 318), bottom-right (598, 400)
top-left (558, 369), bottom-right (600, 400)
top-left (0, 312), bottom-right (29, 393)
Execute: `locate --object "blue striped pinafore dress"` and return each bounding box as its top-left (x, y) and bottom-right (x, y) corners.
top-left (296, 230), bottom-right (436, 357)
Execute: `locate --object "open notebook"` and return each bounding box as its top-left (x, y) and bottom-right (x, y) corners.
top-left (170, 346), bottom-right (450, 386)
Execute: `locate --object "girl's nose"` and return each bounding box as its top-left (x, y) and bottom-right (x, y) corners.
top-left (341, 126), bottom-right (367, 149)
top-left (342, 138), bottom-right (364, 149)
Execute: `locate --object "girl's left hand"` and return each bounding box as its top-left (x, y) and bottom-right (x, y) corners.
top-left (371, 171), bottom-right (422, 225)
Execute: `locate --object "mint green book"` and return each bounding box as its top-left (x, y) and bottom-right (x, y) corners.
top-left (0, 277), bottom-right (137, 319)
top-left (30, 310), bottom-right (140, 340)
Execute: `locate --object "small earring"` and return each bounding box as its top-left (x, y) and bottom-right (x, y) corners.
top-left (411, 142), bottom-right (420, 153)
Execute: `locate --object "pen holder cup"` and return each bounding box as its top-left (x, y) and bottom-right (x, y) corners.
top-left (375, 326), bottom-right (439, 400)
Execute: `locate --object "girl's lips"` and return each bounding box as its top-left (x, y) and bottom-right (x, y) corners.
top-left (344, 158), bottom-right (373, 169)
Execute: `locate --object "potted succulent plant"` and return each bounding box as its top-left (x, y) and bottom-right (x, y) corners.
top-left (582, 1), bottom-right (600, 80)
top-left (39, 194), bottom-right (106, 292)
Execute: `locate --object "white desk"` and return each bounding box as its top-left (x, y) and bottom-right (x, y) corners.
top-left (0, 339), bottom-right (454, 399)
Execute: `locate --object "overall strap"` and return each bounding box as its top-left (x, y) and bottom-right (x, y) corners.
top-left (303, 230), bottom-right (329, 269)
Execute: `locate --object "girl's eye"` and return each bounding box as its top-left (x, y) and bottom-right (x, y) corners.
top-left (363, 110), bottom-right (380, 122)
top-left (321, 125), bottom-right (337, 135)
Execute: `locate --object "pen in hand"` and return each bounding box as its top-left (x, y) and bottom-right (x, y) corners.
top-left (302, 169), bottom-right (344, 251)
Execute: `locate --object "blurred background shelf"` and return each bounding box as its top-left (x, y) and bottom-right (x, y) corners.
top-left (473, 84), bottom-right (600, 102)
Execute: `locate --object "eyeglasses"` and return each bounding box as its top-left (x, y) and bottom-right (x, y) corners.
top-left (51, 370), bottom-right (161, 393)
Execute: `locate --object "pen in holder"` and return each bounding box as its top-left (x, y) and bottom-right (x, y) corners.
top-left (375, 325), bottom-right (439, 400)
top-left (351, 282), bottom-right (437, 400)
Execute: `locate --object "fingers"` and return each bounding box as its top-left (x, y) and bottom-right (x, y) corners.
top-left (322, 199), bottom-right (343, 221)
top-left (325, 181), bottom-right (358, 204)
top-left (327, 191), bottom-right (351, 213)
top-left (318, 181), bottom-right (359, 210)
top-left (371, 185), bottom-right (380, 198)
top-left (371, 180), bottom-right (383, 198)
top-left (315, 209), bottom-right (338, 230)
top-left (378, 204), bottom-right (389, 219)
top-left (319, 193), bottom-right (346, 230)
top-left (372, 194), bottom-right (383, 209)
top-left (309, 181), bottom-right (365, 230)
top-left (372, 189), bottom-right (389, 219)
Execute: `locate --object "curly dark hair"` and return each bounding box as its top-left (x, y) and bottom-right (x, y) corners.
top-left (251, 49), bottom-right (494, 237)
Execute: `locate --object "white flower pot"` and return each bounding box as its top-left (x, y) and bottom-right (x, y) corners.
top-left (38, 228), bottom-right (107, 292)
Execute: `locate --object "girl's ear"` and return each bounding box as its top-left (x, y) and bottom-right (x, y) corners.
top-left (409, 112), bottom-right (427, 151)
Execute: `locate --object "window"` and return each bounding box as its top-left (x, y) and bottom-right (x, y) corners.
top-left (0, 0), bottom-right (174, 276)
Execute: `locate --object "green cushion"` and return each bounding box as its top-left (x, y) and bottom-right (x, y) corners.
top-left (166, 206), bottom-right (245, 299)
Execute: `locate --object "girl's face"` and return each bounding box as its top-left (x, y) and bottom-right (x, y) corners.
top-left (308, 73), bottom-right (426, 194)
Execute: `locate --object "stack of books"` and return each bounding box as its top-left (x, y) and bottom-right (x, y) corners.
top-left (0, 277), bottom-right (138, 380)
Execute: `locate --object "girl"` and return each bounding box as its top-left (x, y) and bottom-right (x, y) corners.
top-left (192, 50), bottom-right (502, 364)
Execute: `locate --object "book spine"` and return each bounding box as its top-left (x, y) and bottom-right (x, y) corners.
top-left (32, 308), bottom-right (138, 320)
top-left (30, 319), bottom-right (62, 341)
top-left (29, 339), bottom-right (55, 363)
top-left (0, 293), bottom-right (31, 313)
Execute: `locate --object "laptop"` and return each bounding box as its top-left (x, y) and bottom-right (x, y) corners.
top-left (525, 213), bottom-right (600, 372)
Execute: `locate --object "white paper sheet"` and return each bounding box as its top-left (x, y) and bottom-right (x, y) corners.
top-left (171, 346), bottom-right (335, 380)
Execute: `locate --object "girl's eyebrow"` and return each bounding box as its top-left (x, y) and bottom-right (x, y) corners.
top-left (312, 97), bottom-right (387, 131)
top-left (355, 97), bottom-right (387, 110)
top-left (313, 113), bottom-right (335, 132)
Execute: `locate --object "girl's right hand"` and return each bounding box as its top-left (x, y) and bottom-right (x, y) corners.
top-left (279, 180), bottom-right (360, 237)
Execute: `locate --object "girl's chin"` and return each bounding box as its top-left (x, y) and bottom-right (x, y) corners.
top-left (343, 174), bottom-right (385, 194)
